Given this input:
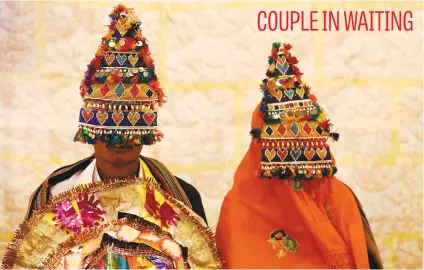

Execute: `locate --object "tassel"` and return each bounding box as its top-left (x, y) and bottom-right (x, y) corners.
top-left (250, 128), bottom-right (262, 139)
top-left (267, 57), bottom-right (273, 65)
top-left (272, 42), bottom-right (281, 49)
top-left (329, 132), bottom-right (340, 141)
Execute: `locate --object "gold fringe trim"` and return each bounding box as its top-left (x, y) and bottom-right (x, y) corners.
top-left (2, 177), bottom-right (151, 268)
top-left (105, 244), bottom-right (172, 262)
top-left (41, 218), bottom-right (174, 268)
top-left (41, 224), bottom-right (112, 269)
top-left (84, 247), bottom-right (107, 269)
top-left (120, 214), bottom-right (173, 239)
top-left (2, 176), bottom-right (223, 269)
top-left (49, 176), bottom-right (157, 205)
top-left (163, 193), bottom-right (223, 268)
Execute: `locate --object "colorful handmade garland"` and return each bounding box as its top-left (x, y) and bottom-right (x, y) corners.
top-left (75, 5), bottom-right (165, 146)
top-left (252, 42), bottom-right (339, 182)
top-left (2, 177), bottom-right (222, 269)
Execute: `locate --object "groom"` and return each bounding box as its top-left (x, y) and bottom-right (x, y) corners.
top-left (25, 4), bottom-right (207, 225)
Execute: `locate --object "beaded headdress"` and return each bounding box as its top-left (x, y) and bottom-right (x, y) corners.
top-left (74, 5), bottom-right (165, 146)
top-left (252, 42), bottom-right (339, 181)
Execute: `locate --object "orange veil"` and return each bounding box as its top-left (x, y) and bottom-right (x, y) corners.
top-left (215, 43), bottom-right (383, 269)
top-left (217, 105), bottom-right (374, 269)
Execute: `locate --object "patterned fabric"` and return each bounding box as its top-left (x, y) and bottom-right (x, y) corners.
top-left (25, 156), bottom-right (96, 220)
top-left (78, 109), bottom-right (157, 128)
top-left (74, 4), bottom-right (166, 146)
top-left (26, 155), bottom-right (192, 220)
top-left (140, 156), bottom-right (192, 209)
top-left (4, 178), bottom-right (221, 269)
top-left (255, 42), bottom-right (339, 182)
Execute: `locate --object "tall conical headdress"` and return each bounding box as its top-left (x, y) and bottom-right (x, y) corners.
top-left (252, 42), bottom-right (339, 182)
top-left (74, 5), bottom-right (165, 146)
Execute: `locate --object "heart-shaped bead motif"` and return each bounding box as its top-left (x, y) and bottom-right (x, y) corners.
top-left (317, 148), bottom-right (328, 160)
top-left (128, 54), bottom-right (139, 67)
top-left (273, 89), bottom-right (283, 101)
top-left (105, 53), bottom-right (115, 65)
top-left (116, 22), bottom-right (127, 37)
top-left (116, 54), bottom-right (127, 66)
top-left (304, 148), bottom-right (315, 161)
top-left (112, 112), bottom-right (124, 126)
top-left (296, 88), bottom-right (305, 99)
top-left (82, 110), bottom-right (94, 123)
top-left (290, 148), bottom-right (301, 161)
top-left (96, 111), bottom-right (108, 125)
top-left (128, 112), bottom-right (141, 126)
top-left (142, 112), bottom-right (156, 126)
top-left (284, 89), bottom-right (295, 100)
top-left (277, 149), bottom-right (288, 162)
top-left (265, 149), bottom-right (276, 162)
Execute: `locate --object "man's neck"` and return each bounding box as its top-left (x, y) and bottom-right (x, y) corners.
top-left (95, 159), bottom-right (140, 180)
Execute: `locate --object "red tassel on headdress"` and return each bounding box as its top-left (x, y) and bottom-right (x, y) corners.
top-left (271, 48), bottom-right (278, 59)
top-left (139, 44), bottom-right (150, 57)
top-left (96, 47), bottom-right (106, 58)
top-left (130, 76), bottom-right (138, 84)
top-left (149, 80), bottom-right (165, 104)
top-left (292, 65), bottom-right (303, 78)
top-left (144, 55), bottom-right (154, 67)
top-left (112, 4), bottom-right (127, 15)
top-left (304, 115), bottom-right (312, 121)
top-left (111, 73), bottom-right (121, 83)
top-left (120, 39), bottom-right (135, 51)
top-left (80, 84), bottom-right (89, 98)
top-left (286, 55), bottom-right (298, 65)
top-left (90, 58), bottom-right (101, 70)
top-left (319, 120), bottom-right (331, 131)
top-left (283, 43), bottom-right (292, 50)
top-left (309, 94), bottom-right (317, 102)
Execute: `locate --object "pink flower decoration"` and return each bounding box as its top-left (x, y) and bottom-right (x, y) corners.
top-left (77, 193), bottom-right (106, 229)
top-left (53, 200), bottom-right (83, 234)
top-left (53, 193), bottom-right (105, 235)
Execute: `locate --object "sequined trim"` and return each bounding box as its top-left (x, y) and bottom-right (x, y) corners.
top-left (2, 177), bottom-right (222, 269)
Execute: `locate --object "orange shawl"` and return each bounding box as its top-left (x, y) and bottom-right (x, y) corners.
top-left (216, 105), bottom-right (378, 269)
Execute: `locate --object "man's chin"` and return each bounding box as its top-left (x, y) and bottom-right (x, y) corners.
top-left (105, 156), bottom-right (138, 166)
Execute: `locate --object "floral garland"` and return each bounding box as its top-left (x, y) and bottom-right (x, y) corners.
top-left (2, 177), bottom-right (223, 269)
